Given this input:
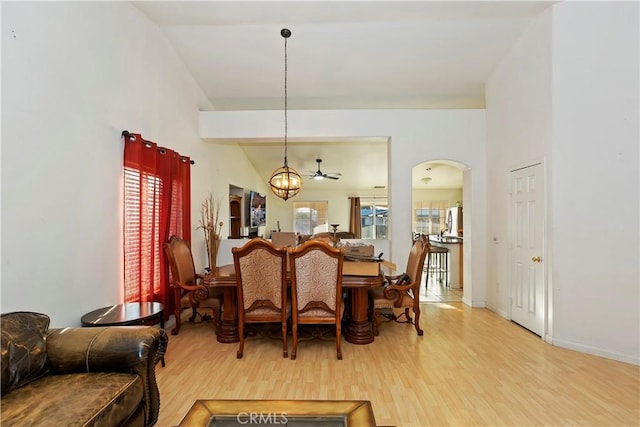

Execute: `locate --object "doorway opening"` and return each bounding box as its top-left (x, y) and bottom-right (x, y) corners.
top-left (411, 159), bottom-right (467, 303)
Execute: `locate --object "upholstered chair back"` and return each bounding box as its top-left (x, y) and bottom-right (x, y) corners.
top-left (292, 249), bottom-right (340, 318)
top-left (404, 234), bottom-right (429, 302)
top-left (236, 246), bottom-right (286, 315)
top-left (165, 236), bottom-right (197, 286)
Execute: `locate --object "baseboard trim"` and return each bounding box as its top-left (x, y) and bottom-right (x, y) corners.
top-left (485, 303), bottom-right (508, 319)
top-left (462, 296), bottom-right (486, 308)
top-left (548, 336), bottom-right (640, 366)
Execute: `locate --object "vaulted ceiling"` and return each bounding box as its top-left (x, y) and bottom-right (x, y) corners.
top-left (133, 1), bottom-right (554, 190)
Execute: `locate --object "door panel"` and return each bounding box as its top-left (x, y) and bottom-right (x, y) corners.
top-left (510, 163), bottom-right (544, 336)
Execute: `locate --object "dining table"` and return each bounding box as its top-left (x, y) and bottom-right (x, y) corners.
top-left (204, 263), bottom-right (385, 345)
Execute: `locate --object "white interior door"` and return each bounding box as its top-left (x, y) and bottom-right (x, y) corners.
top-left (509, 163), bottom-right (545, 336)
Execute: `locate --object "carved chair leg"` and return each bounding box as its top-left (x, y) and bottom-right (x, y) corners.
top-left (291, 323), bottom-right (298, 360)
top-left (394, 308), bottom-right (413, 324)
top-left (189, 306), bottom-right (198, 322)
top-left (237, 323), bottom-right (245, 359)
top-left (414, 308), bottom-right (423, 336)
top-left (404, 308), bottom-right (413, 323)
top-left (281, 321), bottom-right (288, 358)
top-left (336, 323), bottom-right (342, 360)
top-left (171, 308), bottom-right (182, 335)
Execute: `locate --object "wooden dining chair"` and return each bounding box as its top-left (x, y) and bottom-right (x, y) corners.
top-left (309, 232), bottom-right (338, 246)
top-left (164, 235), bottom-right (222, 335)
top-left (288, 240), bottom-right (345, 360)
top-left (232, 238), bottom-right (289, 359)
top-left (368, 234), bottom-right (430, 336)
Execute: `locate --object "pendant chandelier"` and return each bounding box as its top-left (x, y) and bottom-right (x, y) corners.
top-left (269, 28), bottom-right (302, 201)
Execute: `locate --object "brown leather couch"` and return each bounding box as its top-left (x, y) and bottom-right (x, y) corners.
top-left (1, 311), bottom-right (168, 426)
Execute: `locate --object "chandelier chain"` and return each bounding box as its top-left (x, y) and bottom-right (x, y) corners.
top-left (283, 35), bottom-right (288, 166)
top-left (269, 28), bottom-right (301, 201)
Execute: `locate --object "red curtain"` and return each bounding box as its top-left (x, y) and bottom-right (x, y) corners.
top-left (123, 133), bottom-right (191, 319)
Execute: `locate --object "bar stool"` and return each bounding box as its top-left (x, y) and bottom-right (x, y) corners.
top-left (425, 245), bottom-right (449, 289)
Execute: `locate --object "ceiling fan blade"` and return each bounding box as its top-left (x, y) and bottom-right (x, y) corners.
top-left (307, 159), bottom-right (341, 180)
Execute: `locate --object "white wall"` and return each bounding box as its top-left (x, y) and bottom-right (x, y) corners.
top-left (485, 8), bottom-right (553, 317)
top-left (412, 189), bottom-right (463, 207)
top-left (195, 142), bottom-right (267, 264)
top-left (200, 109), bottom-right (488, 307)
top-left (549, 2), bottom-right (639, 364)
top-left (0, 2), bottom-right (249, 327)
top-left (486, 2), bottom-right (639, 364)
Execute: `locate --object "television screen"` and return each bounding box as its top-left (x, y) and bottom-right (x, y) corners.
top-left (249, 191), bottom-right (266, 228)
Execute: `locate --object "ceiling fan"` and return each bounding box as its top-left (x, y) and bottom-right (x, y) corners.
top-left (307, 158), bottom-right (341, 180)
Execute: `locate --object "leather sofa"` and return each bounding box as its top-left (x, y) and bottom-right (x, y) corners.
top-left (1, 311), bottom-right (168, 426)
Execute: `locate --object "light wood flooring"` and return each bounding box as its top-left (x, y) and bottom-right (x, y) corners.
top-left (420, 278), bottom-right (463, 303)
top-left (155, 301), bottom-right (639, 427)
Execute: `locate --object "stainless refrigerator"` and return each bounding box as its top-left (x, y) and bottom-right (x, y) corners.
top-left (445, 207), bottom-right (463, 237)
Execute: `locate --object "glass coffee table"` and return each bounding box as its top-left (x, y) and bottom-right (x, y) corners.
top-left (178, 400), bottom-right (378, 426)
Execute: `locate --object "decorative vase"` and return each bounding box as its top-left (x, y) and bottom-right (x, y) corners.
top-left (208, 234), bottom-right (220, 272)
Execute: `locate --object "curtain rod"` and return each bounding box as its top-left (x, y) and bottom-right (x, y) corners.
top-left (121, 130), bottom-right (195, 165)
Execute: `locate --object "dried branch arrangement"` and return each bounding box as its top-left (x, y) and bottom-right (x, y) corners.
top-left (198, 193), bottom-right (223, 271)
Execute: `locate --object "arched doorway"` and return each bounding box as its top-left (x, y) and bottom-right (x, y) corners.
top-left (411, 159), bottom-right (467, 303)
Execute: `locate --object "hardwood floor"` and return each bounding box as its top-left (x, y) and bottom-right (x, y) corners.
top-left (156, 302), bottom-right (639, 426)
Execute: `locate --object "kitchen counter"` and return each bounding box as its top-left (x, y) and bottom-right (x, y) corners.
top-left (428, 235), bottom-right (463, 288)
top-left (429, 235), bottom-right (463, 244)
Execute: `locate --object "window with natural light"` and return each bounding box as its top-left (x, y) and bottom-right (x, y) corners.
top-left (292, 201), bottom-right (329, 235)
top-left (123, 167), bottom-right (162, 302)
top-left (414, 200), bottom-right (447, 235)
top-left (360, 199), bottom-right (388, 239)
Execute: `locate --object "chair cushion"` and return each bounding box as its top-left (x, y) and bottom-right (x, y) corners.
top-left (1, 312), bottom-right (50, 396)
top-left (179, 291), bottom-right (221, 309)
top-left (398, 293), bottom-right (415, 308)
top-left (0, 372), bottom-right (143, 426)
top-left (179, 292), bottom-right (193, 307)
top-left (369, 287), bottom-right (414, 309)
top-left (369, 287), bottom-right (395, 309)
top-left (245, 300), bottom-right (291, 321)
top-left (298, 304), bottom-right (345, 319)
